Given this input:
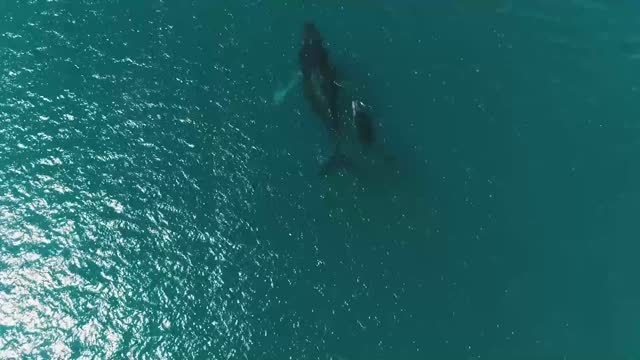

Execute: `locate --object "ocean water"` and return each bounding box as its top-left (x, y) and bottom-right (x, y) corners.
top-left (1, 0), bottom-right (639, 359)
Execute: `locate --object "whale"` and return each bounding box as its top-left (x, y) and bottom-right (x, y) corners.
top-left (351, 100), bottom-right (375, 147)
top-left (298, 22), bottom-right (353, 176)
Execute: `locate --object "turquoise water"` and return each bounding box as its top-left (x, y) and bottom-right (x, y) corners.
top-left (1, 0), bottom-right (639, 359)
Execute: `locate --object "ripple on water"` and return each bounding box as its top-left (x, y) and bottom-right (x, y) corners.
top-left (0, 2), bottom-right (278, 359)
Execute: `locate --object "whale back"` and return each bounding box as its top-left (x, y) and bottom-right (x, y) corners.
top-left (299, 22), bottom-right (340, 136)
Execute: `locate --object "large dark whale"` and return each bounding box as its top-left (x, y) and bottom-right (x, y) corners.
top-left (299, 22), bottom-right (351, 175)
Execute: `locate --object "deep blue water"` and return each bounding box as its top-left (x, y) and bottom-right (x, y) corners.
top-left (1, 0), bottom-right (639, 359)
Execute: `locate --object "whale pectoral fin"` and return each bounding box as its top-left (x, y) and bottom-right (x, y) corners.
top-left (273, 70), bottom-right (303, 105)
top-left (272, 88), bottom-right (288, 105)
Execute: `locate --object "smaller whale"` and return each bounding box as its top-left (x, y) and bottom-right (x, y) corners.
top-left (352, 100), bottom-right (375, 147)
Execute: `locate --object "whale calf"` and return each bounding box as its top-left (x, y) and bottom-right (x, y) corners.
top-left (351, 100), bottom-right (375, 147)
